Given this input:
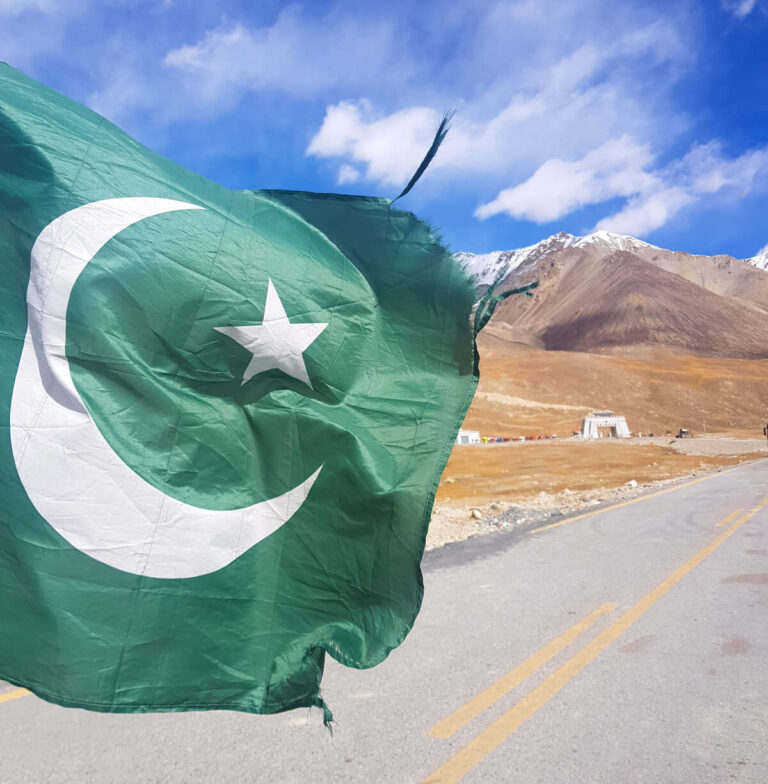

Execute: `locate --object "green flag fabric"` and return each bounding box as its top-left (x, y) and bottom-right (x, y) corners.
top-left (0, 63), bottom-right (484, 718)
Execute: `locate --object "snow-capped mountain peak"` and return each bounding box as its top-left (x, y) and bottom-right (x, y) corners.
top-left (573, 230), bottom-right (655, 252)
top-left (458, 230), bottom-right (654, 288)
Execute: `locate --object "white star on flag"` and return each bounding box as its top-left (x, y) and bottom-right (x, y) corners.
top-left (215, 279), bottom-right (327, 388)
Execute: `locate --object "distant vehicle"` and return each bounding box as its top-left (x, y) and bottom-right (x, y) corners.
top-left (676, 428), bottom-right (693, 438)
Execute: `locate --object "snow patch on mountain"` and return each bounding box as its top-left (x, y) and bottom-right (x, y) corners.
top-left (748, 244), bottom-right (768, 271)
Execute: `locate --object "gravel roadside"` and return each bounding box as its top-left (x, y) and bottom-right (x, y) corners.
top-left (425, 441), bottom-right (767, 550)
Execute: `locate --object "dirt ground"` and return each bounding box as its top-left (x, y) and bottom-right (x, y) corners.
top-left (466, 337), bottom-right (768, 439)
top-left (426, 436), bottom-right (767, 550)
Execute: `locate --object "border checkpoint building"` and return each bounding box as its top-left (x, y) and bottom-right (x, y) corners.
top-left (581, 410), bottom-right (631, 439)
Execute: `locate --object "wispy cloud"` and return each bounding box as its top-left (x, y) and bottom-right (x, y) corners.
top-left (86, 3), bottom-right (415, 141)
top-left (0, 0), bottom-right (88, 71)
top-left (596, 142), bottom-right (768, 235)
top-left (163, 7), bottom-right (408, 106)
top-left (0, 0), bottom-right (59, 13)
top-left (722, 0), bottom-right (757, 19)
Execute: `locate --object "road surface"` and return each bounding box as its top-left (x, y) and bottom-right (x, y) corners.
top-left (2, 459), bottom-right (767, 783)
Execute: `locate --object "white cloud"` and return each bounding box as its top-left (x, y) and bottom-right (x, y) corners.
top-left (307, 101), bottom-right (440, 186)
top-left (676, 141), bottom-right (767, 194)
top-left (475, 136), bottom-right (768, 237)
top-left (336, 164), bottom-right (361, 185)
top-left (475, 137), bottom-right (658, 222)
top-left (595, 188), bottom-right (694, 236)
top-left (722, 0), bottom-right (757, 18)
top-left (89, 63), bottom-right (158, 126)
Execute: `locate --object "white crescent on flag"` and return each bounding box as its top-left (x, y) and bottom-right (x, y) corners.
top-left (9, 197), bottom-right (321, 579)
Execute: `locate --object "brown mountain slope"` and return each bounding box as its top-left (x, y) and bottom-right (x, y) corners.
top-left (492, 250), bottom-right (768, 358)
top-left (619, 244), bottom-right (768, 311)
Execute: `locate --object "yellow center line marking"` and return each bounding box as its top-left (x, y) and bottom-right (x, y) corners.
top-left (428, 603), bottom-right (616, 740)
top-left (422, 502), bottom-right (767, 784)
top-left (716, 509), bottom-right (742, 527)
top-left (0, 688), bottom-right (30, 705)
top-left (533, 465), bottom-right (744, 534)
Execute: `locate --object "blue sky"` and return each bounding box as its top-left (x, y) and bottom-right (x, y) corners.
top-left (2, 0), bottom-right (768, 257)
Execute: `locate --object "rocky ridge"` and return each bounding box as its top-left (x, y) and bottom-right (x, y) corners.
top-left (459, 230), bottom-right (768, 289)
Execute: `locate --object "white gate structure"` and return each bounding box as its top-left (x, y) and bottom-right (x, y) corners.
top-left (581, 411), bottom-right (631, 439)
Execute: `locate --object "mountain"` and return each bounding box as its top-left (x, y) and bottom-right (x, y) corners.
top-left (459, 231), bottom-right (768, 359)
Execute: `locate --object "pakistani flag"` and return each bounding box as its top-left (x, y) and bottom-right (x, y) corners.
top-left (0, 63), bottom-right (496, 719)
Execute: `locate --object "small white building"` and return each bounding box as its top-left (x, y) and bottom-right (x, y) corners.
top-left (456, 429), bottom-right (481, 445)
top-left (581, 411), bottom-right (631, 439)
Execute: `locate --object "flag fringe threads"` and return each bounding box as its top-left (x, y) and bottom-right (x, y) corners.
top-left (314, 694), bottom-right (334, 733)
top-left (392, 112), bottom-right (453, 203)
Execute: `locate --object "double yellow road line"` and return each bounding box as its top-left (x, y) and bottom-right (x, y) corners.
top-left (422, 499), bottom-right (768, 784)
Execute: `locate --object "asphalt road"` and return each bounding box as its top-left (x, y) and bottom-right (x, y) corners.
top-left (2, 459), bottom-right (768, 783)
